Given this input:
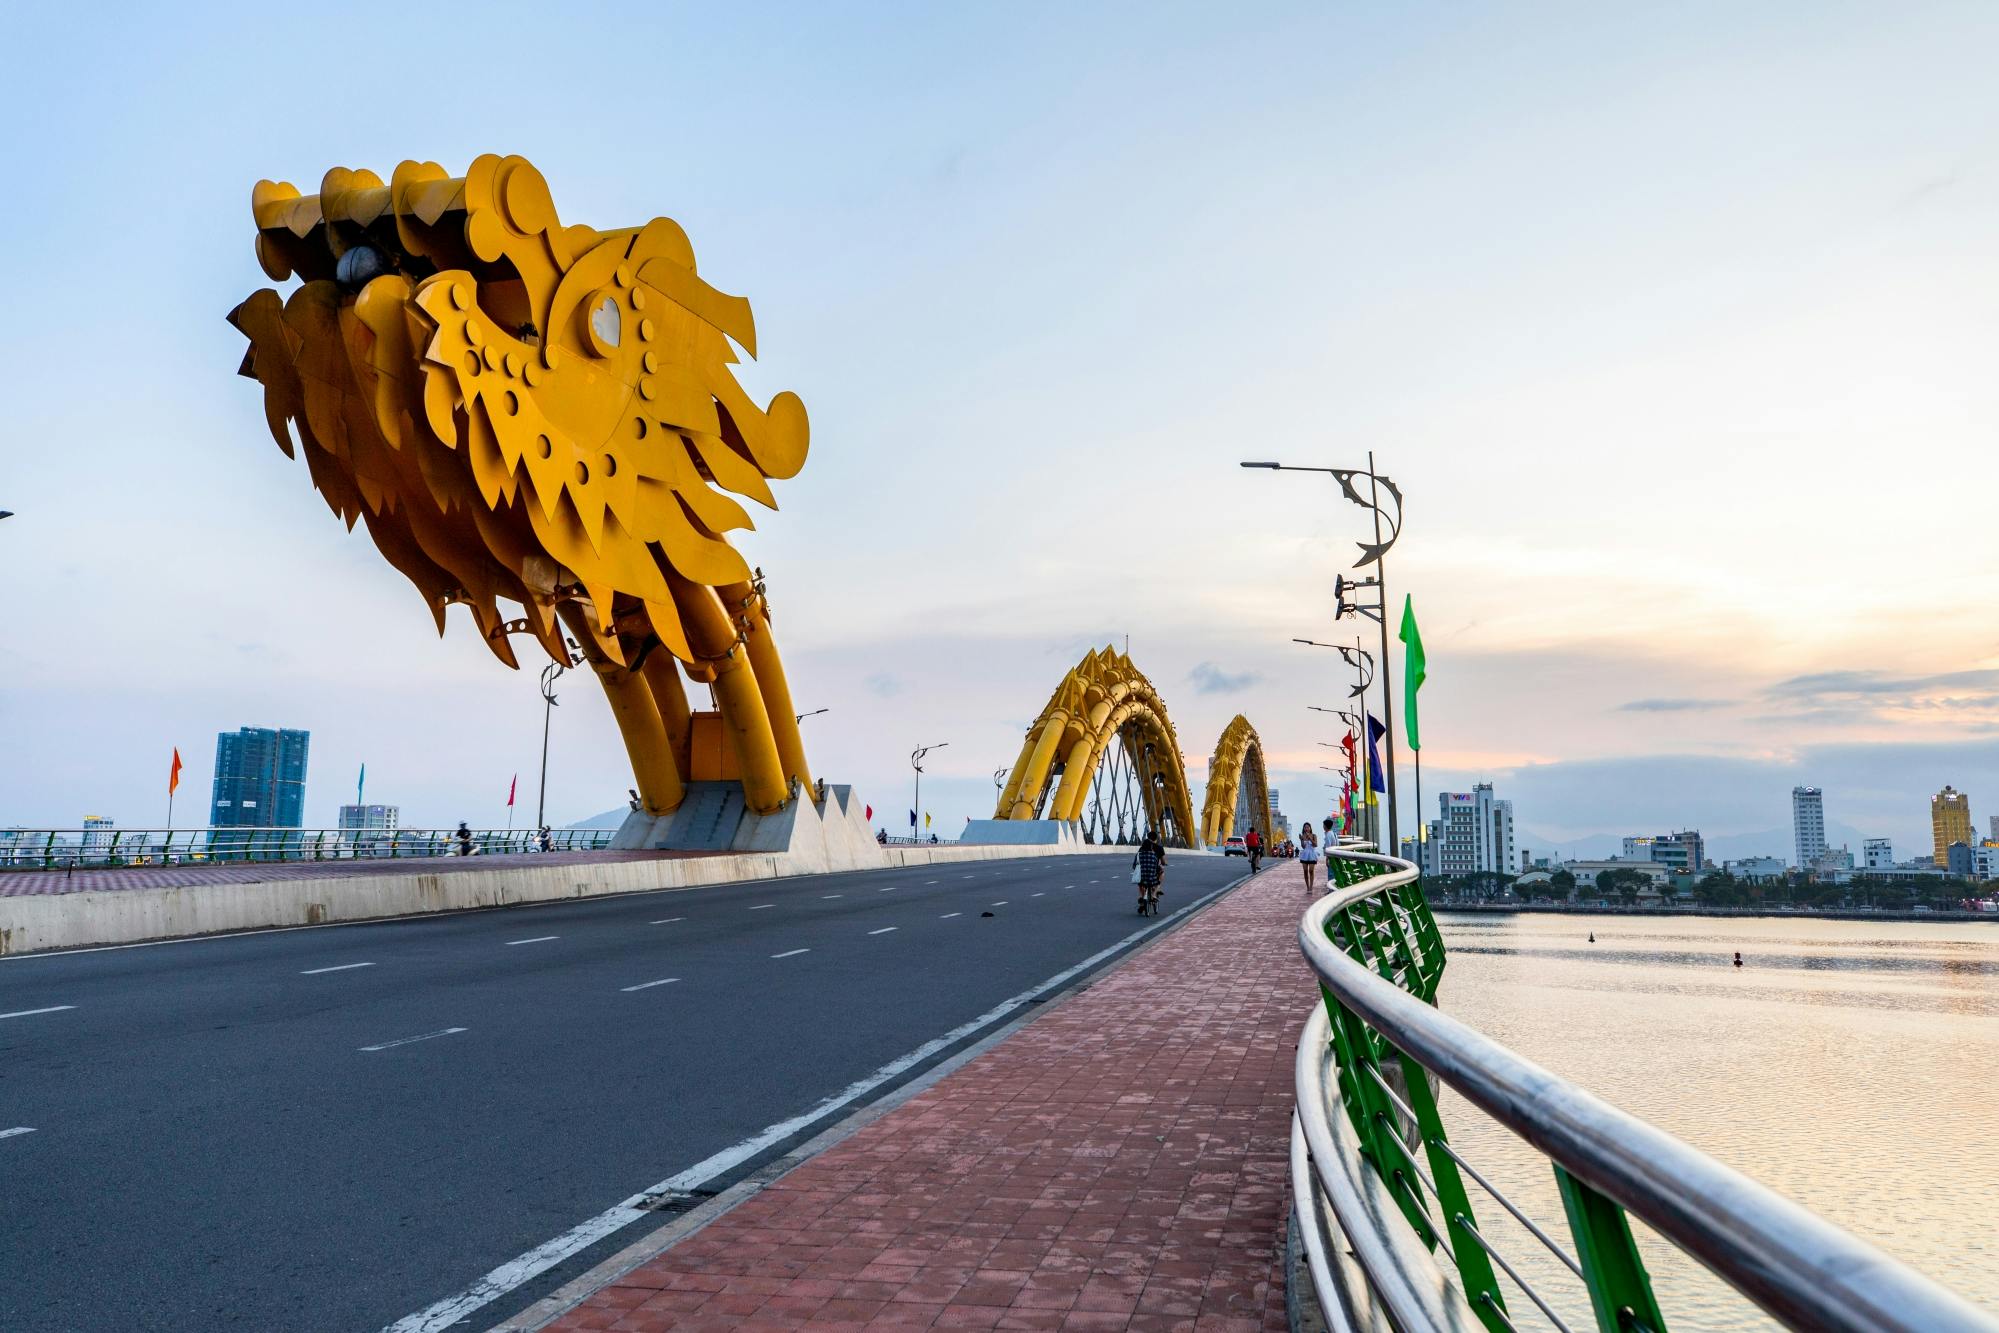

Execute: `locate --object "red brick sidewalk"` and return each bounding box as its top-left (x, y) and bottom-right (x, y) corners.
top-left (543, 865), bottom-right (1316, 1332)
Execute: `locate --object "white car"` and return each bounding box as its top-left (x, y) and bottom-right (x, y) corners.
top-left (1223, 836), bottom-right (1248, 857)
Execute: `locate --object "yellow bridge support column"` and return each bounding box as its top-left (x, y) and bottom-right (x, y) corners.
top-left (670, 574), bottom-right (789, 815)
top-left (724, 580), bottom-right (813, 793)
top-left (1009, 716), bottom-right (1071, 821)
top-left (560, 605), bottom-right (685, 816)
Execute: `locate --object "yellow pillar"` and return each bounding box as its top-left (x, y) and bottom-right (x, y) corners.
top-left (1049, 734), bottom-right (1099, 823)
top-left (1008, 716), bottom-right (1069, 821)
top-left (670, 574), bottom-right (788, 814)
top-left (638, 649), bottom-right (693, 778)
top-left (559, 604), bottom-right (684, 816)
top-left (996, 729), bottom-right (1041, 816)
top-left (722, 580), bottom-right (812, 792)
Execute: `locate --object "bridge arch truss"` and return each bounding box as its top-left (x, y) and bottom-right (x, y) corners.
top-left (993, 647), bottom-right (1197, 847)
top-left (1200, 714), bottom-right (1274, 848)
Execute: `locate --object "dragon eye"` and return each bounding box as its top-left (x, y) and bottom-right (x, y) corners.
top-left (587, 293), bottom-right (621, 354)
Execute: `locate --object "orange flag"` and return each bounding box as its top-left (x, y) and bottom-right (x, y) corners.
top-left (169, 747), bottom-right (183, 796)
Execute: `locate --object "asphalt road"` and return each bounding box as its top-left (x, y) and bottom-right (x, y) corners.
top-left (0, 850), bottom-right (1250, 1332)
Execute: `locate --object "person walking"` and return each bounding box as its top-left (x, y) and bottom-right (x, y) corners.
top-left (1133, 830), bottom-right (1166, 914)
top-left (1297, 822), bottom-right (1321, 892)
top-left (454, 821), bottom-right (474, 856)
top-left (1245, 825), bottom-right (1262, 874)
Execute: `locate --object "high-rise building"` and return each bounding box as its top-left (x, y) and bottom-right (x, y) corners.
top-left (1427, 783), bottom-right (1515, 877)
top-left (81, 815), bottom-right (116, 858)
top-left (338, 804), bottom-right (399, 835)
top-left (1989, 815), bottom-right (1998, 843)
top-left (1792, 787), bottom-right (1825, 869)
top-left (1932, 786), bottom-right (1973, 868)
top-left (1620, 836), bottom-right (1655, 860)
top-left (1863, 838), bottom-right (1894, 870)
top-left (211, 727), bottom-right (311, 828)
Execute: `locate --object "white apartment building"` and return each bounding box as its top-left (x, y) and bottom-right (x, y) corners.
top-left (1792, 787), bottom-right (1826, 868)
top-left (1426, 784), bottom-right (1516, 877)
top-left (1863, 838), bottom-right (1894, 870)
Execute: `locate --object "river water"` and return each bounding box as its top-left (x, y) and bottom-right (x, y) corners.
top-left (1428, 911), bottom-right (1999, 1329)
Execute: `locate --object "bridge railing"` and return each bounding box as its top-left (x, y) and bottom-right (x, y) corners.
top-left (1293, 842), bottom-right (1998, 1333)
top-left (0, 827), bottom-right (616, 870)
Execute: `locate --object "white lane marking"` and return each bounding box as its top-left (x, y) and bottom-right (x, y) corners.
top-left (360, 1027), bottom-right (467, 1052)
top-left (620, 978), bottom-right (681, 993)
top-left (925, 879), bottom-right (938, 884)
top-left (868, 927), bottom-right (898, 936)
top-left (877, 886), bottom-right (897, 893)
top-left (301, 962), bottom-right (374, 975)
top-left (649, 917), bottom-right (685, 925)
top-left (821, 894), bottom-right (843, 899)
top-left (1031, 892), bottom-right (1045, 897)
top-left (940, 912), bottom-right (962, 919)
top-left (961, 875), bottom-right (975, 879)
top-left (748, 904), bottom-right (775, 911)
top-left (990, 901), bottom-right (1009, 907)
top-left (506, 936), bottom-right (559, 946)
top-left (770, 948), bottom-right (810, 959)
top-left (1065, 884), bottom-right (1076, 889)
top-left (0, 1127), bottom-right (35, 1140)
top-left (0, 1006), bottom-right (74, 1021)
top-left (378, 876), bottom-right (1240, 1333)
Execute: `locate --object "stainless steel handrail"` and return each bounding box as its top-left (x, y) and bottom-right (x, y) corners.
top-left (1293, 847), bottom-right (1999, 1332)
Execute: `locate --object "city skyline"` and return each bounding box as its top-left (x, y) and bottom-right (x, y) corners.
top-left (5, 4), bottom-right (1999, 855)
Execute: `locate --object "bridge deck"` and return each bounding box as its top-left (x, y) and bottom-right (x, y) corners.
top-left (0, 849), bottom-right (714, 898)
top-left (536, 863), bottom-right (1308, 1332)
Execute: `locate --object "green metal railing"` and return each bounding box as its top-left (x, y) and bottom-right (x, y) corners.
top-left (0, 827), bottom-right (616, 871)
top-left (1293, 842), bottom-right (1996, 1333)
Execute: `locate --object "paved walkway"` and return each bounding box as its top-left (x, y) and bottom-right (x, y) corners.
top-left (541, 864), bottom-right (1315, 1332)
top-left (0, 849), bottom-right (711, 897)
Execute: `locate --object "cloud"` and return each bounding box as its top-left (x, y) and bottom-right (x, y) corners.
top-left (1766, 669), bottom-right (1999, 699)
top-left (863, 672), bottom-right (904, 698)
top-left (1616, 697), bottom-right (1729, 713)
top-left (1189, 662), bottom-right (1263, 695)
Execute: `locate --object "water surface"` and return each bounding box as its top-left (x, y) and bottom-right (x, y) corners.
top-left (1429, 912), bottom-right (1999, 1328)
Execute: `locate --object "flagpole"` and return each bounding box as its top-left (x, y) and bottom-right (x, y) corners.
top-left (1367, 450), bottom-right (1399, 857)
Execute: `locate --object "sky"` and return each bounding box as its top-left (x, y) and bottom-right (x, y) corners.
top-left (3, 2), bottom-right (1997, 862)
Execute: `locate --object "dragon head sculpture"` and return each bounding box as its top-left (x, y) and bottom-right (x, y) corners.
top-left (231, 156), bottom-right (813, 815)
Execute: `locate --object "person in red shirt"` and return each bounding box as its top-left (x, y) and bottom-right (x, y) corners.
top-left (1245, 826), bottom-right (1262, 873)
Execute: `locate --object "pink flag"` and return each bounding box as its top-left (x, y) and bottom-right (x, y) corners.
top-left (507, 774), bottom-right (517, 807)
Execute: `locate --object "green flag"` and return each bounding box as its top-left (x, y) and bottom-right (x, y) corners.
top-left (1399, 594), bottom-right (1426, 751)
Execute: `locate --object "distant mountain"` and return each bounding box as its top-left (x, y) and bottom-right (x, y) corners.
top-left (568, 807), bottom-right (628, 831)
top-left (1521, 820), bottom-right (1876, 868)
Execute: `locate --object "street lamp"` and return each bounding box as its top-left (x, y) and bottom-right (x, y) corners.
top-left (993, 766), bottom-right (1009, 801)
top-left (535, 639), bottom-right (583, 833)
top-left (795, 708), bottom-right (829, 724)
top-left (1251, 453), bottom-right (1404, 852)
top-left (911, 742), bottom-right (947, 843)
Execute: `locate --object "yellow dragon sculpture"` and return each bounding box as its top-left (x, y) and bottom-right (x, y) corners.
top-left (230, 155), bottom-right (810, 816)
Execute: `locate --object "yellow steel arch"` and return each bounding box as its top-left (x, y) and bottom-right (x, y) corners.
top-left (231, 156), bottom-right (812, 817)
top-left (1200, 715), bottom-right (1274, 848)
top-left (994, 647), bottom-right (1198, 846)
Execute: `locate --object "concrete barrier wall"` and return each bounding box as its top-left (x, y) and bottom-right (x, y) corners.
top-left (0, 840), bottom-right (1144, 957)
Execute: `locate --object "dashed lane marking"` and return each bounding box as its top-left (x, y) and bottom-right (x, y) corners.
top-left (360, 1027), bottom-right (467, 1052)
top-left (821, 894), bottom-right (843, 899)
top-left (620, 978), bottom-right (681, 993)
top-left (649, 917), bottom-right (685, 925)
top-left (0, 1128), bottom-right (35, 1140)
top-left (748, 904), bottom-right (775, 911)
top-left (771, 948), bottom-right (810, 959)
top-left (868, 927), bottom-right (898, 935)
top-left (506, 936), bottom-right (559, 946)
top-left (990, 901), bottom-right (1009, 907)
top-left (940, 912), bottom-right (962, 919)
top-left (0, 1006), bottom-right (74, 1022)
top-left (301, 962), bottom-right (374, 975)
